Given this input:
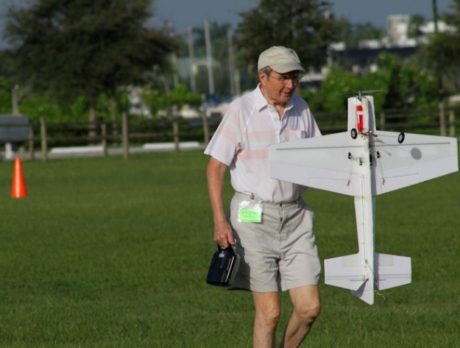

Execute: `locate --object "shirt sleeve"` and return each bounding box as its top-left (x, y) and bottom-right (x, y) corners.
top-left (304, 105), bottom-right (322, 138)
top-left (311, 114), bottom-right (322, 137)
top-left (204, 108), bottom-right (242, 166)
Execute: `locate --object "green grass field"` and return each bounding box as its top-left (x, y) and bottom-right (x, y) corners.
top-left (0, 151), bottom-right (458, 347)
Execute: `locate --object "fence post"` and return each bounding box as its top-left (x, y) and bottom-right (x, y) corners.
top-left (101, 122), bottom-right (108, 157)
top-left (202, 112), bottom-right (209, 146)
top-left (40, 117), bottom-right (48, 161)
top-left (171, 105), bottom-right (180, 152)
top-left (111, 119), bottom-right (119, 143)
top-left (438, 101), bottom-right (446, 136)
top-left (12, 84), bottom-right (21, 115)
top-left (122, 112), bottom-right (129, 159)
top-left (379, 110), bottom-right (385, 130)
top-left (201, 95), bottom-right (209, 146)
top-left (448, 109), bottom-right (455, 137)
top-left (28, 125), bottom-right (35, 160)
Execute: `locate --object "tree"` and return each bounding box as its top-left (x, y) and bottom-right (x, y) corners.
top-left (421, 0), bottom-right (460, 96)
top-left (143, 84), bottom-right (201, 118)
top-left (332, 18), bottom-right (383, 48)
top-left (407, 15), bottom-right (426, 38)
top-left (4, 0), bottom-right (177, 122)
top-left (235, 0), bottom-right (338, 75)
top-left (301, 53), bottom-right (438, 113)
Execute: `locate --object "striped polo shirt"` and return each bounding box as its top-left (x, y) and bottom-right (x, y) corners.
top-left (204, 85), bottom-right (321, 203)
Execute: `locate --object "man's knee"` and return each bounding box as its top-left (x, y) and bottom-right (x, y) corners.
top-left (257, 303), bottom-right (281, 328)
top-left (295, 301), bottom-right (321, 323)
top-left (254, 294), bottom-right (281, 329)
top-left (289, 285), bottom-right (321, 324)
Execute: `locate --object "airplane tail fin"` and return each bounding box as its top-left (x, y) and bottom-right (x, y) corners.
top-left (324, 254), bottom-right (366, 291)
top-left (375, 253), bottom-right (411, 290)
top-left (324, 253), bottom-right (375, 304)
top-left (325, 253), bottom-right (411, 305)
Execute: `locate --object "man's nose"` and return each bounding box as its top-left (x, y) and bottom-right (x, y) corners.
top-left (284, 79), bottom-right (295, 89)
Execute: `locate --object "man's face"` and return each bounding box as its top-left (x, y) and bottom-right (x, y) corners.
top-left (259, 69), bottom-right (301, 106)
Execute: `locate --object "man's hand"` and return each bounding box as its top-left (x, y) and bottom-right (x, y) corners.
top-left (213, 220), bottom-right (235, 249)
top-left (207, 157), bottom-right (234, 248)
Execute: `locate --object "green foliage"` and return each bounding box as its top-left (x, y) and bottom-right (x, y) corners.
top-left (16, 93), bottom-right (88, 121)
top-left (376, 53), bottom-right (437, 109)
top-left (421, 32), bottom-right (460, 95)
top-left (68, 96), bottom-right (90, 121)
top-left (301, 53), bottom-right (438, 113)
top-left (142, 89), bottom-right (164, 117)
top-left (301, 65), bottom-right (386, 113)
top-left (4, 90), bottom-right (121, 122)
top-left (445, 0), bottom-right (460, 28)
top-left (143, 84), bottom-right (201, 117)
top-left (166, 84), bottom-right (201, 107)
top-left (335, 19), bottom-right (384, 47)
top-left (420, 0), bottom-right (460, 95)
top-left (0, 76), bottom-right (12, 114)
top-left (19, 94), bottom-right (64, 120)
top-left (236, 0), bottom-right (338, 73)
top-left (4, 0), bottom-right (176, 110)
top-left (407, 15), bottom-right (426, 38)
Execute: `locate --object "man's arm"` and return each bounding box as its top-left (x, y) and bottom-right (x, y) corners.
top-left (207, 157), bottom-right (235, 248)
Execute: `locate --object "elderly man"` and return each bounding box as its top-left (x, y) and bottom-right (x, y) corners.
top-left (205, 46), bottom-right (321, 347)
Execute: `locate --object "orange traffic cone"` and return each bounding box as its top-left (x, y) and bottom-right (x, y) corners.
top-left (11, 157), bottom-right (27, 199)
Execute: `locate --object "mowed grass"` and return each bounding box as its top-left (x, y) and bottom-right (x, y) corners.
top-left (0, 150), bottom-right (458, 347)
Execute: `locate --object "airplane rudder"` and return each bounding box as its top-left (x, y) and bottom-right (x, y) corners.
top-left (375, 253), bottom-right (411, 290)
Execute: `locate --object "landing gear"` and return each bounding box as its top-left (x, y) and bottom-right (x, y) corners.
top-left (398, 132), bottom-right (405, 144)
top-left (351, 128), bottom-right (358, 139)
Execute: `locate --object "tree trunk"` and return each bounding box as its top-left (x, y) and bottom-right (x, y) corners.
top-left (89, 103), bottom-right (97, 140)
top-left (109, 96), bottom-right (118, 141)
top-left (12, 84), bottom-right (21, 115)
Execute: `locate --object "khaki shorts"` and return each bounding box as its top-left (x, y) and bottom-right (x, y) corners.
top-left (229, 192), bottom-right (321, 292)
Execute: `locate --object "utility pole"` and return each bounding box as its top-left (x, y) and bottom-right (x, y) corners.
top-left (166, 20), bottom-right (178, 88)
top-left (171, 53), bottom-right (179, 88)
top-left (188, 26), bottom-right (197, 92)
top-left (204, 20), bottom-right (215, 96)
top-left (432, 0), bottom-right (445, 135)
top-left (432, 0), bottom-right (439, 33)
top-left (227, 28), bottom-right (235, 96)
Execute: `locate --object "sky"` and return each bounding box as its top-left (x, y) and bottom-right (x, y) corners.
top-left (152, 0), bottom-right (454, 33)
top-left (0, 0), bottom-right (454, 38)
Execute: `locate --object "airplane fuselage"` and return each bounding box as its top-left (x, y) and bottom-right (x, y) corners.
top-left (269, 95), bottom-right (457, 304)
top-left (349, 130), bottom-right (377, 304)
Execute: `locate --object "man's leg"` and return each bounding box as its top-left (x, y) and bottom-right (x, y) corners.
top-left (253, 291), bottom-right (281, 348)
top-left (281, 285), bottom-right (321, 348)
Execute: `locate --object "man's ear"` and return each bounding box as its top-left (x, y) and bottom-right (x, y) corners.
top-left (258, 70), bottom-right (266, 84)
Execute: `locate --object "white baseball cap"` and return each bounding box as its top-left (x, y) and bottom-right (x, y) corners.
top-left (257, 46), bottom-right (305, 73)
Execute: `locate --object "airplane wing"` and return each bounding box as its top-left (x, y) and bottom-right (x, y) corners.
top-left (373, 131), bottom-right (458, 195)
top-left (269, 132), bottom-right (359, 196)
top-left (269, 131), bottom-right (458, 197)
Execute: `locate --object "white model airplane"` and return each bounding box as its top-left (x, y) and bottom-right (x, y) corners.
top-left (269, 95), bottom-right (458, 304)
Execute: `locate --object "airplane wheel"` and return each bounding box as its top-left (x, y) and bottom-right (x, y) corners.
top-left (398, 132), bottom-right (405, 144)
top-left (351, 128), bottom-right (358, 139)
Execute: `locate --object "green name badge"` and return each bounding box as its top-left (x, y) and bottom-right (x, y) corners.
top-left (238, 203), bottom-right (262, 223)
top-left (238, 207), bottom-right (262, 223)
